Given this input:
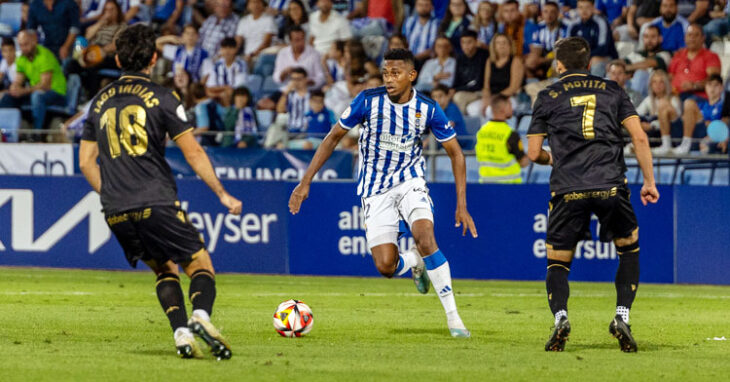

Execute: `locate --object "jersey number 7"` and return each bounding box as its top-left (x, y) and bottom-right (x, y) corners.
top-left (101, 105), bottom-right (149, 158)
top-left (570, 94), bottom-right (596, 140)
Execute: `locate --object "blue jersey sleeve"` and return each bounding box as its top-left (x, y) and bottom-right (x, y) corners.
top-left (338, 91), bottom-right (368, 130)
top-left (428, 103), bottom-right (457, 142)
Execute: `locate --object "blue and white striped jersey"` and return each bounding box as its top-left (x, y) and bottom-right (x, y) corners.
top-left (529, 20), bottom-right (569, 53)
top-left (205, 58), bottom-right (247, 88)
top-left (402, 16), bottom-right (439, 56)
top-left (339, 87), bottom-right (456, 197)
top-left (287, 91), bottom-right (310, 133)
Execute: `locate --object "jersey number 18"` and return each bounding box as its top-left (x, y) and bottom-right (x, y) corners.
top-left (101, 105), bottom-right (149, 158)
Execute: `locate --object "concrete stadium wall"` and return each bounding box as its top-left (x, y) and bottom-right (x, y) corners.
top-left (0, 176), bottom-right (726, 284)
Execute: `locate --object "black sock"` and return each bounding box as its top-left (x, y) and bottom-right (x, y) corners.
top-left (156, 273), bottom-right (188, 332)
top-left (546, 259), bottom-right (571, 316)
top-left (189, 269), bottom-right (216, 316)
top-left (615, 242), bottom-right (640, 309)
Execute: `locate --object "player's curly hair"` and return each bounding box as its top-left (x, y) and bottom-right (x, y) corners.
top-left (383, 48), bottom-right (415, 67)
top-left (115, 24), bottom-right (156, 72)
top-left (554, 36), bottom-right (591, 71)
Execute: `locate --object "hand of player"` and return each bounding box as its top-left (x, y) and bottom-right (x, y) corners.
top-left (640, 184), bottom-right (659, 206)
top-left (219, 192), bottom-right (242, 215)
top-left (289, 183), bottom-right (310, 215)
top-left (455, 207), bottom-right (478, 238)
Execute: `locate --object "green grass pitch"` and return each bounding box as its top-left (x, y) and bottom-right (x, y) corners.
top-left (1, 267), bottom-right (729, 381)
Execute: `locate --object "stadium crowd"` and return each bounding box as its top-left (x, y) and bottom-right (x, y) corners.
top-left (0, 0), bottom-right (728, 155)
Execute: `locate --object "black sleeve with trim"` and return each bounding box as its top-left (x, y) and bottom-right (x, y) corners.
top-left (527, 93), bottom-right (548, 136)
top-left (163, 90), bottom-right (195, 140)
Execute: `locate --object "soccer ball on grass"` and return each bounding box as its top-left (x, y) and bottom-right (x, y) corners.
top-left (273, 299), bottom-right (314, 337)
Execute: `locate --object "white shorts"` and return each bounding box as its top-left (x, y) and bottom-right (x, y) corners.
top-left (361, 177), bottom-right (434, 249)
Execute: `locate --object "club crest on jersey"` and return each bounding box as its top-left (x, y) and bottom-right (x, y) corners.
top-left (415, 112), bottom-right (422, 128)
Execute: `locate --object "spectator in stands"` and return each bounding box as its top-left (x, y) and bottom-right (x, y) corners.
top-left (278, 0), bottom-right (310, 42)
top-left (192, 82), bottom-right (226, 146)
top-left (198, 0), bottom-right (240, 56)
top-left (661, 73), bottom-right (730, 154)
top-left (323, 40), bottom-right (346, 89)
top-left (387, 34), bottom-right (408, 52)
top-left (302, 89), bottom-right (336, 149)
top-left (235, 0), bottom-right (277, 64)
top-left (273, 26), bottom-right (325, 88)
top-left (472, 0), bottom-right (497, 49)
top-left (416, 36), bottom-right (456, 92)
top-left (309, 0), bottom-right (353, 55)
top-left (326, 68), bottom-right (366, 150)
top-left (0, 30), bottom-right (67, 136)
top-left (596, 0), bottom-right (631, 27)
top-left (27, 0), bottom-right (81, 60)
top-left (67, 0), bottom-right (127, 96)
top-left (205, 37), bottom-right (247, 106)
top-left (82, 0), bottom-right (143, 25)
top-left (525, 1), bottom-right (568, 80)
top-left (157, 24), bottom-right (210, 84)
top-left (568, 0), bottom-right (619, 76)
top-left (452, 30), bottom-right (489, 114)
top-left (468, 33), bottom-right (525, 118)
top-left (616, 0), bottom-right (661, 42)
top-left (344, 39), bottom-right (380, 77)
top-left (431, 83), bottom-right (467, 141)
top-left (364, 73), bottom-right (383, 89)
top-left (475, 94), bottom-right (528, 183)
top-left (668, 23), bottom-right (720, 100)
top-left (631, 69), bottom-right (679, 152)
top-left (607, 60), bottom-right (644, 106)
top-left (643, 0), bottom-right (689, 52)
top-left (118, 0), bottom-right (143, 23)
top-left (678, 0), bottom-right (711, 24)
top-left (497, 0), bottom-right (525, 57)
top-left (402, 0), bottom-right (440, 65)
top-left (150, 0), bottom-right (185, 32)
top-left (232, 86), bottom-right (259, 148)
top-left (624, 24), bottom-right (672, 97)
top-left (0, 38), bottom-right (17, 93)
top-left (439, 0), bottom-right (473, 56)
top-left (349, 0), bottom-right (405, 36)
top-left (265, 67), bottom-right (311, 148)
top-left (703, 0), bottom-right (730, 46)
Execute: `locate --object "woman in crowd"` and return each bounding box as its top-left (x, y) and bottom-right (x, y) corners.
top-left (468, 33), bottom-right (524, 118)
top-left (471, 0), bottom-right (497, 49)
top-left (438, 0), bottom-right (472, 55)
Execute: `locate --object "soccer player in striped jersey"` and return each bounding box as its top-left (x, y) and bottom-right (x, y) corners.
top-left (289, 49), bottom-right (478, 338)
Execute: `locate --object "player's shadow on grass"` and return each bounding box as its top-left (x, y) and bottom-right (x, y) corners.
top-left (132, 348), bottom-right (172, 357)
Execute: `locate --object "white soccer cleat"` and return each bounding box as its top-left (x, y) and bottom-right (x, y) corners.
top-left (411, 250), bottom-right (430, 294)
top-left (174, 328), bottom-right (204, 359)
top-left (449, 328), bottom-right (471, 338)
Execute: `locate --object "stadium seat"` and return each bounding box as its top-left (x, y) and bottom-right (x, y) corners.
top-left (260, 76), bottom-right (280, 98)
top-left (0, 107), bottom-right (21, 142)
top-left (517, 115), bottom-right (531, 135)
top-left (463, 116), bottom-right (482, 136)
top-left (246, 74), bottom-right (263, 99)
top-left (0, 3), bottom-right (22, 37)
top-left (253, 54), bottom-right (276, 77)
top-left (256, 109), bottom-right (274, 132)
top-left (713, 168), bottom-right (729, 185)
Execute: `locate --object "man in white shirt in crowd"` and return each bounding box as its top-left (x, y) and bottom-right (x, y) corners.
top-left (235, 0), bottom-right (277, 64)
top-left (309, 0), bottom-right (352, 55)
top-left (273, 26), bottom-right (325, 89)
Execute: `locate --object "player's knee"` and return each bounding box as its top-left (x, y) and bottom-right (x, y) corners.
top-left (183, 249), bottom-right (215, 278)
top-left (413, 234), bottom-right (437, 257)
top-left (146, 259), bottom-right (179, 277)
top-left (546, 248), bottom-right (574, 263)
top-left (373, 257), bottom-right (397, 278)
top-left (614, 228), bottom-right (639, 248)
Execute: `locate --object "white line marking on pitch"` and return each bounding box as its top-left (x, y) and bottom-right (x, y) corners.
top-left (0, 291), bottom-right (94, 296)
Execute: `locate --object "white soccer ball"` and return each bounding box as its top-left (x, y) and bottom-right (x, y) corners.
top-left (273, 299), bottom-right (314, 337)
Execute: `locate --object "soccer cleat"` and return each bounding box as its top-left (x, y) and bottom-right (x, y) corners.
top-left (411, 251), bottom-right (430, 294)
top-left (609, 315), bottom-right (638, 352)
top-left (174, 330), bottom-right (204, 359)
top-left (188, 315), bottom-right (233, 360)
top-left (449, 328), bottom-right (471, 338)
top-left (545, 317), bottom-right (571, 352)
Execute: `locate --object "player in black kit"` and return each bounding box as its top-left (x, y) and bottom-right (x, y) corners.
top-left (527, 37), bottom-right (660, 353)
top-left (79, 24), bottom-right (242, 360)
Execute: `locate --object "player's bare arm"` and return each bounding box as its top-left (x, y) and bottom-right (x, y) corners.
top-left (289, 123), bottom-right (349, 214)
top-left (623, 115), bottom-right (659, 206)
top-left (442, 138), bottom-right (477, 238)
top-left (176, 131), bottom-right (242, 215)
top-left (527, 135), bottom-right (553, 166)
top-left (79, 139), bottom-right (102, 193)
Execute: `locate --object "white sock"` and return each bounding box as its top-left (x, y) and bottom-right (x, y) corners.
top-left (192, 309), bottom-right (210, 322)
top-left (680, 136), bottom-right (692, 147)
top-left (423, 250), bottom-right (463, 328)
top-left (554, 310), bottom-right (567, 326)
top-left (616, 306), bottom-right (630, 324)
top-left (661, 135), bottom-right (672, 147)
top-left (174, 326), bottom-right (192, 340)
top-left (395, 249), bottom-right (420, 276)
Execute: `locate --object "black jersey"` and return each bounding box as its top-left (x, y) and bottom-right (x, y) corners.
top-left (81, 73), bottom-right (193, 214)
top-left (527, 70), bottom-right (638, 194)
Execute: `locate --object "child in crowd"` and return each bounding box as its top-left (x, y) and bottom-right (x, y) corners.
top-left (301, 89), bottom-right (336, 150)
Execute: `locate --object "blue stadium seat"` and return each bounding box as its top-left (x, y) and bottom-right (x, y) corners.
top-left (0, 107), bottom-right (21, 142)
top-left (713, 168), bottom-right (729, 185)
top-left (517, 115), bottom-right (531, 135)
top-left (245, 74), bottom-right (263, 99)
top-left (256, 109), bottom-right (274, 132)
top-left (253, 54), bottom-right (276, 77)
top-left (260, 76), bottom-right (280, 98)
top-left (0, 3), bottom-right (22, 37)
top-left (463, 116), bottom-right (482, 136)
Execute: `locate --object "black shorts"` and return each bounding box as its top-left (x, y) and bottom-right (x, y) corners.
top-left (106, 205), bottom-right (205, 268)
top-left (547, 185), bottom-right (638, 251)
